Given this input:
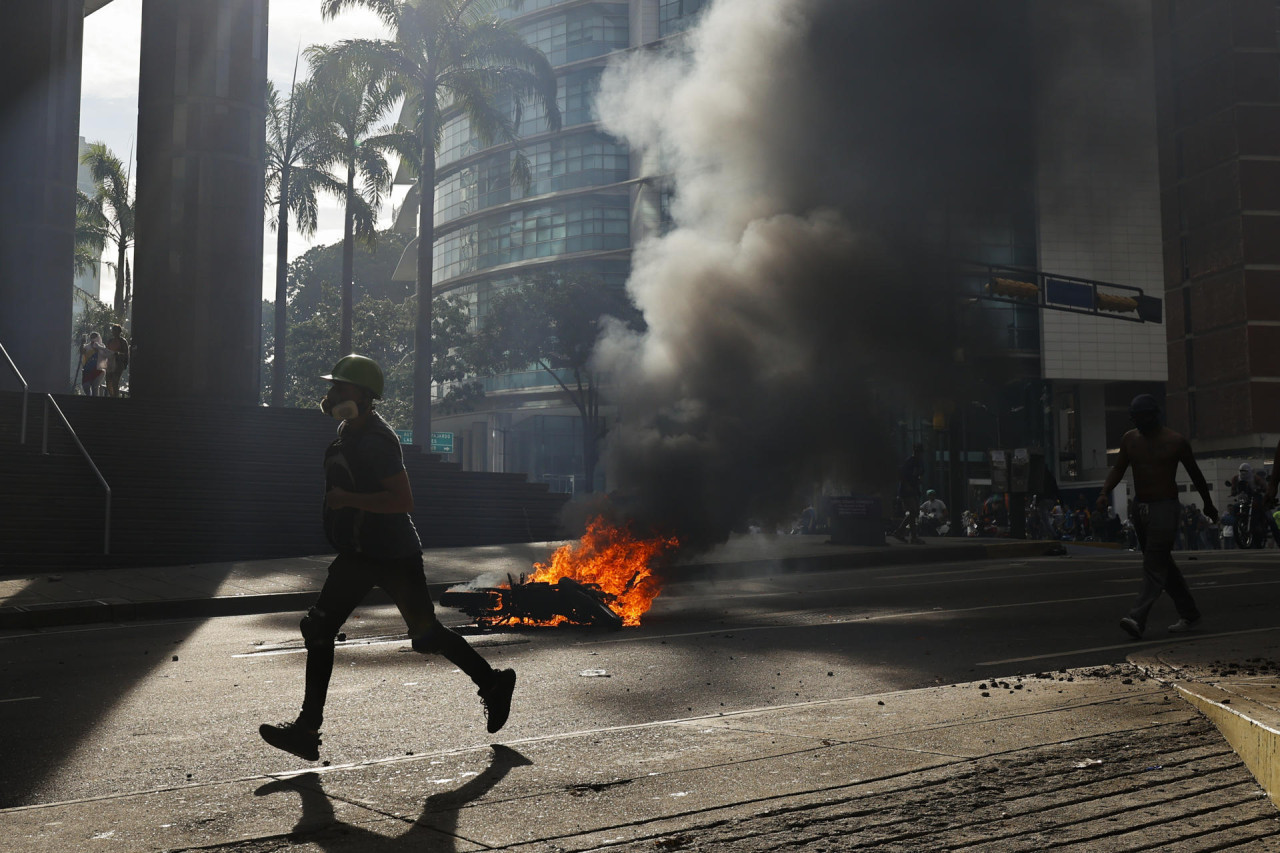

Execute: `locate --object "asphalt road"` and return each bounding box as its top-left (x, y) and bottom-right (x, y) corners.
top-left (3, 547), bottom-right (1278, 811)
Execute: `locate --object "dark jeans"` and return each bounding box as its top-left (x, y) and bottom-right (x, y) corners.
top-left (299, 552), bottom-right (494, 729)
top-left (894, 492), bottom-right (920, 538)
top-left (1128, 500), bottom-right (1200, 630)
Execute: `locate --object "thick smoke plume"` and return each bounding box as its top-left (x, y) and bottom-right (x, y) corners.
top-left (591, 0), bottom-right (1034, 553)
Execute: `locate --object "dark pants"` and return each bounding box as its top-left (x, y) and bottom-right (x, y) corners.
top-left (299, 552), bottom-right (494, 729)
top-left (894, 493), bottom-right (920, 539)
top-left (1128, 500), bottom-right (1200, 630)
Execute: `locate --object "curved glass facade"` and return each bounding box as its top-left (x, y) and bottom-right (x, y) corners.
top-left (438, 68), bottom-right (606, 169)
top-left (436, 131), bottom-right (630, 225)
top-left (519, 4), bottom-right (629, 66)
top-left (425, 2), bottom-right (653, 490)
top-left (659, 0), bottom-right (707, 36)
top-left (434, 193), bottom-right (630, 282)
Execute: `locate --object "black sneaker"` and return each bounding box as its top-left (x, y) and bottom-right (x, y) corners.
top-left (1119, 617), bottom-right (1143, 640)
top-left (480, 669), bottom-right (516, 734)
top-left (259, 721), bottom-right (321, 761)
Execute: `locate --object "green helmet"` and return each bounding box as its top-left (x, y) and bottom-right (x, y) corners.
top-left (321, 353), bottom-right (384, 398)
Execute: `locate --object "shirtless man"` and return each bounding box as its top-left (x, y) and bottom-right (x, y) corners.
top-left (1097, 394), bottom-right (1217, 639)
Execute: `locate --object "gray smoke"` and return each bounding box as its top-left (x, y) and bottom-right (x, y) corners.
top-left (592, 0), bottom-right (1036, 552)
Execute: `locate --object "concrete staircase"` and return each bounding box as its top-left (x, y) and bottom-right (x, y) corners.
top-left (0, 391), bottom-right (569, 573)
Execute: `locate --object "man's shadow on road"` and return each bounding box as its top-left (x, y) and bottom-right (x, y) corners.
top-left (255, 744), bottom-right (532, 851)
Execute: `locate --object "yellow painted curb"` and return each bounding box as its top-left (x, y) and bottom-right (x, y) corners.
top-left (1175, 682), bottom-right (1280, 809)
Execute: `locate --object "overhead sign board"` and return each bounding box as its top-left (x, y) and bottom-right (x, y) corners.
top-left (393, 430), bottom-right (455, 454)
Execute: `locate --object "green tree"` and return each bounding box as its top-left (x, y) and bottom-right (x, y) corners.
top-left (306, 42), bottom-right (415, 355)
top-left (319, 0), bottom-right (561, 445)
top-left (472, 271), bottom-right (643, 493)
top-left (261, 229), bottom-right (479, 424)
top-left (79, 142), bottom-right (135, 316)
top-left (74, 189), bottom-right (107, 278)
top-left (264, 75), bottom-right (345, 407)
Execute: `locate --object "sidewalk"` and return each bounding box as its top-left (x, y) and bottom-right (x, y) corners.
top-left (5, 654), bottom-right (1277, 851)
top-left (1133, 632), bottom-right (1280, 821)
top-left (4, 537), bottom-right (1280, 850)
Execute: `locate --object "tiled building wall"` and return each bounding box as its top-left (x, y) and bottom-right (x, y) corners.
top-left (1155, 0), bottom-right (1280, 447)
top-left (1033, 1), bottom-right (1168, 384)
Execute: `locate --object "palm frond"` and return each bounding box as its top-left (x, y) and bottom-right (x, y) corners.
top-left (347, 193), bottom-right (381, 246)
top-left (320, 0), bottom-right (401, 31)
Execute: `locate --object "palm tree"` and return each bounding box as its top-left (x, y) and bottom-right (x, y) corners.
top-left (264, 76), bottom-right (345, 406)
top-left (74, 189), bottom-right (108, 279)
top-left (320, 0), bottom-right (560, 442)
top-left (80, 142), bottom-right (135, 316)
top-left (305, 43), bottom-right (410, 355)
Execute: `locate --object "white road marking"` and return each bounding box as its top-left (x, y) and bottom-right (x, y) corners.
top-left (0, 696), bottom-right (40, 704)
top-left (977, 625), bottom-right (1280, 667)
top-left (583, 592), bottom-right (1137, 645)
top-left (590, 577), bottom-right (1280, 647)
top-left (234, 633), bottom-right (528, 658)
top-left (667, 565), bottom-right (1141, 603)
top-left (235, 635), bottom-right (409, 657)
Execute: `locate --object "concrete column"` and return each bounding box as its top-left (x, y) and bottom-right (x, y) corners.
top-left (0, 1), bottom-right (84, 394)
top-left (132, 0), bottom-right (267, 403)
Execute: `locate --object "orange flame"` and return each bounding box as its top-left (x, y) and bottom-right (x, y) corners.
top-left (530, 517), bottom-right (679, 627)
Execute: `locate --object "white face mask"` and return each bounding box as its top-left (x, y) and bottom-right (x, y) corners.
top-left (330, 400), bottom-right (360, 421)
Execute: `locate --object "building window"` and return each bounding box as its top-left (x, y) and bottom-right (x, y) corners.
top-left (518, 6), bottom-right (629, 66)
top-left (436, 133), bottom-right (630, 225)
top-left (440, 69), bottom-right (607, 169)
top-left (434, 194), bottom-right (631, 281)
top-left (659, 0), bottom-right (707, 36)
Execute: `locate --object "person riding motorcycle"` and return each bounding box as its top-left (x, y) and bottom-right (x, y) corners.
top-left (1229, 462), bottom-right (1266, 497)
top-left (1227, 462), bottom-right (1270, 549)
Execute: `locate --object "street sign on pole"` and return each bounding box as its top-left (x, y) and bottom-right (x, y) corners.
top-left (430, 432), bottom-right (454, 454)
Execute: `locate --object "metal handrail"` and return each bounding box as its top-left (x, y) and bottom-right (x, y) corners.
top-left (43, 394), bottom-right (112, 555)
top-left (0, 341), bottom-right (29, 444)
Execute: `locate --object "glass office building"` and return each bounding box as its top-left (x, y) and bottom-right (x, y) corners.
top-left (398, 0), bottom-right (707, 492)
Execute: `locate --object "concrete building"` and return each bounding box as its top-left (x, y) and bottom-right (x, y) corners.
top-left (1154, 0), bottom-right (1280, 471)
top-left (0, 0), bottom-right (266, 404)
top-left (1032, 3), bottom-right (1170, 492)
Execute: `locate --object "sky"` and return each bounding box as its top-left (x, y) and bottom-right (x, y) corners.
top-left (80, 0), bottom-right (399, 304)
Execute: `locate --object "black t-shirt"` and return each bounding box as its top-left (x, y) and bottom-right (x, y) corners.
top-left (323, 412), bottom-right (422, 559)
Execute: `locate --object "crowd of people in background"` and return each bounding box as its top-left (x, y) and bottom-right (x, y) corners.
top-left (956, 489), bottom-right (1276, 551)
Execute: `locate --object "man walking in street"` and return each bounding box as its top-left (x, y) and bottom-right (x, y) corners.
top-left (259, 354), bottom-right (516, 762)
top-left (1098, 394), bottom-right (1217, 640)
top-left (892, 443), bottom-right (925, 544)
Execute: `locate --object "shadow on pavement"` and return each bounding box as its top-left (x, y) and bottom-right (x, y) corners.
top-left (254, 745), bottom-right (532, 850)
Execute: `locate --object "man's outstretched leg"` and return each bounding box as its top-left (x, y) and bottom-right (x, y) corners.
top-left (412, 622), bottom-right (516, 734)
top-left (390, 560), bottom-right (517, 734)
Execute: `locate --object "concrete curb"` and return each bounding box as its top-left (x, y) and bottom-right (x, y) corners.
top-left (0, 540), bottom-right (1057, 631)
top-left (1173, 681), bottom-right (1280, 810)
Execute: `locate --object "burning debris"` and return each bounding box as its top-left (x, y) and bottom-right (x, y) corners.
top-left (440, 518), bottom-right (679, 629)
